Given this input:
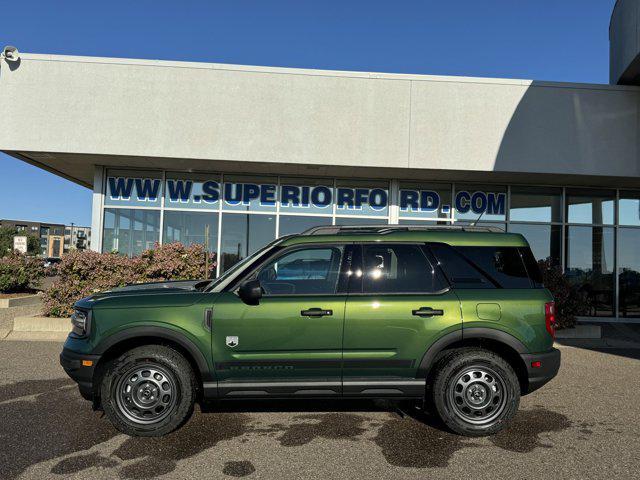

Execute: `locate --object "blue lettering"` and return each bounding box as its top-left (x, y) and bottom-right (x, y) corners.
top-left (455, 191), bottom-right (471, 214)
top-left (311, 186), bottom-right (332, 208)
top-left (354, 189), bottom-right (369, 208)
top-left (487, 193), bottom-right (506, 215)
top-left (337, 188), bottom-right (355, 209)
top-left (420, 191), bottom-right (440, 212)
top-left (400, 190), bottom-right (419, 211)
top-left (135, 178), bottom-right (161, 201)
top-left (224, 183), bottom-right (242, 205)
top-left (300, 186), bottom-right (310, 207)
top-left (281, 185), bottom-right (300, 206)
top-left (471, 192), bottom-right (487, 215)
top-left (243, 184), bottom-right (260, 204)
top-left (260, 184), bottom-right (277, 206)
top-left (108, 177), bottom-right (134, 200)
top-left (201, 181), bottom-right (220, 204)
top-left (167, 180), bottom-right (193, 202)
top-left (369, 189), bottom-right (388, 210)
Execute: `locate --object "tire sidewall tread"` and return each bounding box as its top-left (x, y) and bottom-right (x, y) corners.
top-left (431, 347), bottom-right (520, 437)
top-left (100, 345), bottom-right (196, 437)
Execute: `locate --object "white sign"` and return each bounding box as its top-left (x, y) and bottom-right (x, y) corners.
top-left (13, 236), bottom-right (27, 254)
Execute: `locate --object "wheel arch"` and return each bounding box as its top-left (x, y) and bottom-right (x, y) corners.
top-left (92, 326), bottom-right (212, 401)
top-left (418, 328), bottom-right (530, 395)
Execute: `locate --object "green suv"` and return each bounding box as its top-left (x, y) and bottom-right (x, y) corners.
top-left (60, 225), bottom-right (560, 437)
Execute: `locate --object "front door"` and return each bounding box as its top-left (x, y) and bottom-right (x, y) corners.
top-left (211, 244), bottom-right (350, 397)
top-left (342, 243), bottom-right (462, 397)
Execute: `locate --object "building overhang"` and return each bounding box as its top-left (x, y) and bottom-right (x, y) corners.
top-left (1, 53), bottom-right (639, 189)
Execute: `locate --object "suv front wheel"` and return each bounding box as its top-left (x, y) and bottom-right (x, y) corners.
top-left (430, 348), bottom-right (520, 436)
top-left (100, 345), bottom-right (196, 436)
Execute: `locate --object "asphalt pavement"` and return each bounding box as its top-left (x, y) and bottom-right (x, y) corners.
top-left (1, 340), bottom-right (639, 480)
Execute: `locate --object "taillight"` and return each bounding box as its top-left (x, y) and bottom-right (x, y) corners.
top-left (545, 301), bottom-right (556, 339)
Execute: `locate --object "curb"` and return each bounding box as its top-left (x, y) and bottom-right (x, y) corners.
top-left (4, 331), bottom-right (69, 342)
top-left (13, 314), bottom-right (71, 333)
top-left (0, 294), bottom-right (42, 309)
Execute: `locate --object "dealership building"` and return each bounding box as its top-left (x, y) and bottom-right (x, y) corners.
top-left (1, 2), bottom-right (640, 321)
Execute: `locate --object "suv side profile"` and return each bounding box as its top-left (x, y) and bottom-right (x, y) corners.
top-left (60, 225), bottom-right (560, 437)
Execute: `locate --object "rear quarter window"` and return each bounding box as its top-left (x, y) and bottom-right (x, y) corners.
top-left (430, 244), bottom-right (538, 289)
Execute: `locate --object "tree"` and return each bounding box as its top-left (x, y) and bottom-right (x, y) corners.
top-left (0, 226), bottom-right (40, 257)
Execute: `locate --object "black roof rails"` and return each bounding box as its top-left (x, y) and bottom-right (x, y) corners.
top-left (301, 224), bottom-right (505, 235)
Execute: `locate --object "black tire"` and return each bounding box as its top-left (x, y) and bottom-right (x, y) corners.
top-left (100, 345), bottom-right (196, 437)
top-left (430, 348), bottom-right (520, 436)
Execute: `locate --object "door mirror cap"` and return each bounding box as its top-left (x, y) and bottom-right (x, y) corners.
top-left (238, 279), bottom-right (262, 306)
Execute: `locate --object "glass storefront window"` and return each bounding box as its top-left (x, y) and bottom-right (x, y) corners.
top-left (335, 179), bottom-right (389, 217)
top-left (453, 185), bottom-right (507, 222)
top-left (567, 188), bottom-right (615, 225)
top-left (102, 208), bottom-right (160, 256)
top-left (164, 173), bottom-right (221, 211)
top-left (278, 215), bottom-right (332, 237)
top-left (565, 226), bottom-right (615, 317)
top-left (220, 213), bottom-right (276, 272)
top-left (279, 177), bottom-right (334, 215)
top-left (398, 182), bottom-right (452, 220)
top-left (334, 217), bottom-right (388, 226)
top-left (221, 175), bottom-right (278, 213)
top-left (105, 169), bottom-right (163, 208)
top-left (618, 228), bottom-right (640, 318)
top-left (510, 186), bottom-right (562, 223)
top-left (163, 211), bottom-right (218, 252)
top-left (508, 224), bottom-right (562, 266)
top-left (619, 191), bottom-right (640, 226)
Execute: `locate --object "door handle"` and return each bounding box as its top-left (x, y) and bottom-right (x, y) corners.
top-left (301, 308), bottom-right (333, 317)
top-left (412, 307), bottom-right (444, 317)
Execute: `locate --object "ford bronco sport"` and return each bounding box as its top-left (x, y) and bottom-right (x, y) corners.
top-left (60, 225), bottom-right (560, 437)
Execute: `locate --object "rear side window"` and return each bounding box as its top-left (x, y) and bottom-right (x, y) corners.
top-left (360, 244), bottom-right (446, 294)
top-left (429, 244), bottom-right (495, 289)
top-left (430, 244), bottom-right (536, 289)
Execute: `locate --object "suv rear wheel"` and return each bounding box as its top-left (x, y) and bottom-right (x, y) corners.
top-left (100, 345), bottom-right (196, 436)
top-left (430, 348), bottom-right (520, 436)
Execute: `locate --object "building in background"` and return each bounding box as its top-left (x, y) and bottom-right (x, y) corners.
top-left (64, 225), bottom-right (91, 253)
top-left (0, 219), bottom-right (90, 257)
top-left (0, 5), bottom-right (639, 321)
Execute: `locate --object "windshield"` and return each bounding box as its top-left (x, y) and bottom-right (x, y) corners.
top-left (204, 237), bottom-right (285, 292)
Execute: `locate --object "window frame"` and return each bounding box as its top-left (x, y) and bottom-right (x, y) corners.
top-left (348, 242), bottom-right (450, 296)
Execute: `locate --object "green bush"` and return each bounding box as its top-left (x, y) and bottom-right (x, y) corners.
top-left (43, 243), bottom-right (216, 317)
top-left (538, 259), bottom-right (588, 330)
top-left (0, 253), bottom-right (45, 293)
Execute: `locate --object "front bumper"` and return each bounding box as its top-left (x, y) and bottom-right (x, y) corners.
top-left (60, 347), bottom-right (101, 401)
top-left (520, 347), bottom-right (561, 394)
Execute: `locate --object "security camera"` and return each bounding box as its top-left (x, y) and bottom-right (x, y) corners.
top-left (1, 46), bottom-right (20, 62)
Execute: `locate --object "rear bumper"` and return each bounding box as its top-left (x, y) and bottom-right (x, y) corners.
top-left (520, 348), bottom-right (561, 394)
top-left (60, 347), bottom-right (101, 401)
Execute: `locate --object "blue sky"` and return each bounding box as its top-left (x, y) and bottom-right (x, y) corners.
top-left (0, 0), bottom-right (617, 226)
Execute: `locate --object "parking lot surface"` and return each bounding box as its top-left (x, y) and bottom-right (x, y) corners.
top-left (1, 340), bottom-right (638, 479)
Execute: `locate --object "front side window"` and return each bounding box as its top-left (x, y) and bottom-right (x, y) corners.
top-left (361, 244), bottom-right (446, 294)
top-left (256, 246), bottom-right (344, 295)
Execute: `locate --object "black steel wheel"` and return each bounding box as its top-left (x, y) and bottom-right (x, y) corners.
top-left (430, 348), bottom-right (520, 436)
top-left (100, 345), bottom-right (196, 436)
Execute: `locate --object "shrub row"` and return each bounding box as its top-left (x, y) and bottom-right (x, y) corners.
top-left (43, 243), bottom-right (216, 317)
top-left (0, 253), bottom-right (45, 293)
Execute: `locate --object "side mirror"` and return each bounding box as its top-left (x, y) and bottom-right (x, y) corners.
top-left (237, 279), bottom-right (262, 306)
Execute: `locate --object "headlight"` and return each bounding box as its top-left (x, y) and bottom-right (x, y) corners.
top-left (71, 309), bottom-right (89, 337)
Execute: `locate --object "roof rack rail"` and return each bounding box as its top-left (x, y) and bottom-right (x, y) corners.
top-left (301, 224), bottom-right (505, 235)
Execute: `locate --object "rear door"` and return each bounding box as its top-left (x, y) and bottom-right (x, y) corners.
top-left (342, 243), bottom-right (462, 397)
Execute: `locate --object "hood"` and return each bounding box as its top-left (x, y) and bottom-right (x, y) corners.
top-left (74, 279), bottom-right (214, 310)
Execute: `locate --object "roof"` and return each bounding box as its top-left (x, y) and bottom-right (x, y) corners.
top-left (279, 229), bottom-right (528, 248)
